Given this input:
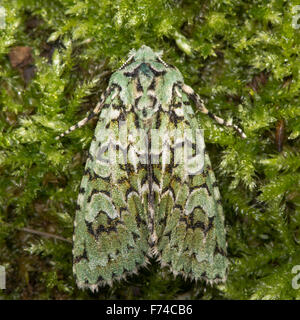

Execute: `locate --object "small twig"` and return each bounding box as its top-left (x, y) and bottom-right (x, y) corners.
top-left (21, 227), bottom-right (72, 244)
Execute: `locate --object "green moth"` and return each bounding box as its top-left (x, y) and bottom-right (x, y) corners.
top-left (57, 46), bottom-right (246, 291)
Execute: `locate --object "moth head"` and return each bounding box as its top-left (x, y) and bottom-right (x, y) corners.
top-left (133, 45), bottom-right (161, 62)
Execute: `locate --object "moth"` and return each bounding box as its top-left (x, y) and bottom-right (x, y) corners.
top-left (56, 46), bottom-right (246, 291)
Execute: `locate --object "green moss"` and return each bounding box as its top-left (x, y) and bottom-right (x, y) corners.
top-left (0, 0), bottom-right (300, 299)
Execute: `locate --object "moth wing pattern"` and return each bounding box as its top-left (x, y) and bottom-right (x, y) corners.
top-left (154, 92), bottom-right (228, 283)
top-left (58, 46), bottom-right (246, 291)
top-left (73, 92), bottom-right (151, 290)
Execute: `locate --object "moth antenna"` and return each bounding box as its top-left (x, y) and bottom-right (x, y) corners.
top-left (157, 56), bottom-right (169, 68)
top-left (180, 84), bottom-right (247, 139)
top-left (55, 88), bottom-right (113, 140)
top-left (118, 53), bottom-right (135, 70)
top-left (55, 101), bottom-right (102, 140)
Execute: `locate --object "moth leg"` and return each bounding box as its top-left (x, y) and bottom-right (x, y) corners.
top-left (180, 83), bottom-right (247, 139)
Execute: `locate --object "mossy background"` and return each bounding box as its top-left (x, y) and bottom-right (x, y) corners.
top-left (1, 0), bottom-right (300, 300)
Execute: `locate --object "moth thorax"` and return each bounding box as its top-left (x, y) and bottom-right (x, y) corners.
top-left (135, 94), bottom-right (158, 120)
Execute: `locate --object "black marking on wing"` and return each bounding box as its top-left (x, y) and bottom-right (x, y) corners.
top-left (148, 65), bottom-right (167, 77)
top-left (73, 247), bottom-right (88, 263)
top-left (87, 189), bottom-right (110, 203)
top-left (79, 187), bottom-right (85, 194)
top-left (149, 77), bottom-right (156, 90)
top-left (136, 78), bottom-right (143, 92)
top-left (214, 244), bottom-right (226, 257)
